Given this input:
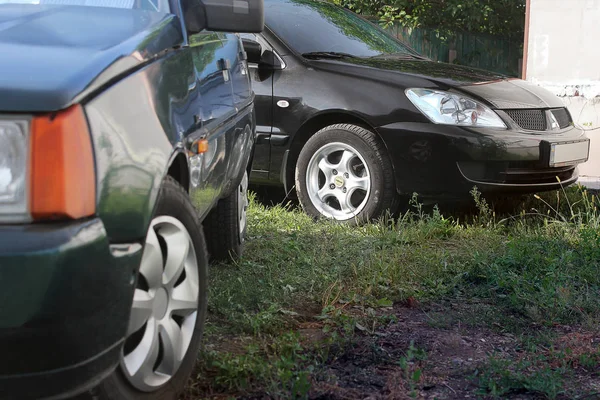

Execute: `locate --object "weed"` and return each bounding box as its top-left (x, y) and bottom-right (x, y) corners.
top-left (476, 355), bottom-right (567, 399)
top-left (397, 341), bottom-right (427, 398)
top-left (195, 332), bottom-right (314, 398)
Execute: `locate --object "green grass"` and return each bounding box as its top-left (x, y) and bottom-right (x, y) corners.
top-left (185, 185), bottom-right (600, 399)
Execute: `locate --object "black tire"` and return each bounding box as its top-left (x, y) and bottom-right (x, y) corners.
top-left (295, 124), bottom-right (398, 224)
top-left (203, 170), bottom-right (248, 262)
top-left (89, 176), bottom-right (208, 400)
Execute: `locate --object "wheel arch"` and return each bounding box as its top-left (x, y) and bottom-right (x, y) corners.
top-left (283, 110), bottom-right (387, 195)
top-left (166, 148), bottom-right (190, 193)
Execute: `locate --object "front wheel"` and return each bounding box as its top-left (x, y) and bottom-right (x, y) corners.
top-left (295, 124), bottom-right (398, 224)
top-left (91, 176), bottom-right (208, 400)
top-left (203, 170), bottom-right (249, 262)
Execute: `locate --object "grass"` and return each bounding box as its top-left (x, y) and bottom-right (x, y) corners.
top-left (184, 185), bottom-right (600, 399)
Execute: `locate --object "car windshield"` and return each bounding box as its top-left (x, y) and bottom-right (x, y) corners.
top-left (265, 0), bottom-right (420, 58)
top-left (0, 0), bottom-right (168, 12)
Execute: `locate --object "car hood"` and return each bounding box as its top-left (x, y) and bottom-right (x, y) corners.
top-left (310, 57), bottom-right (565, 109)
top-left (0, 4), bottom-right (183, 112)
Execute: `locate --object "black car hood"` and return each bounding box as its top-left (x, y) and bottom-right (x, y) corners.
top-left (310, 57), bottom-right (564, 109)
top-left (0, 4), bottom-right (184, 112)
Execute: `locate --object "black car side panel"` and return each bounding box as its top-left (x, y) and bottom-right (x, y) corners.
top-left (256, 47), bottom-right (433, 186)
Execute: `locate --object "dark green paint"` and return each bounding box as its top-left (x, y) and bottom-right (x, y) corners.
top-left (0, 219), bottom-right (140, 398)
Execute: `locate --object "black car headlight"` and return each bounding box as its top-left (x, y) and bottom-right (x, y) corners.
top-left (406, 88), bottom-right (507, 129)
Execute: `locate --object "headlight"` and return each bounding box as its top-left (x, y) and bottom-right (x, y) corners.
top-left (0, 120), bottom-right (30, 222)
top-left (406, 88), bottom-right (507, 129)
top-left (0, 105), bottom-right (96, 224)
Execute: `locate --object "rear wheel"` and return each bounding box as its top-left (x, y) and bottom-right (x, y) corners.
top-left (91, 176), bottom-right (208, 400)
top-left (295, 124), bottom-right (398, 224)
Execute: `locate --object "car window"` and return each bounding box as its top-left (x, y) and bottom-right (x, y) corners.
top-left (264, 0), bottom-right (418, 58)
top-left (0, 0), bottom-right (169, 12)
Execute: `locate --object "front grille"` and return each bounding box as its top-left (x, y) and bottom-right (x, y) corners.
top-left (505, 109), bottom-right (547, 131)
top-left (551, 108), bottom-right (572, 129)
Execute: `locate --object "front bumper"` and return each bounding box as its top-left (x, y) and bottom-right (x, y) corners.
top-left (0, 218), bottom-right (141, 400)
top-left (377, 122), bottom-right (588, 197)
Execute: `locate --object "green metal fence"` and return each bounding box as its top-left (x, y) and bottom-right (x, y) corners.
top-left (384, 24), bottom-right (523, 78)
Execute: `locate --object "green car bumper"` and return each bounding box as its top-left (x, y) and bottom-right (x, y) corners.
top-left (0, 218), bottom-right (142, 399)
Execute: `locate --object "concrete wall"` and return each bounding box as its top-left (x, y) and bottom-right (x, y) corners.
top-left (525, 0), bottom-right (600, 187)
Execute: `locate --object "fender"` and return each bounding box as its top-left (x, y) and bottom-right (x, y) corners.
top-left (85, 51), bottom-right (193, 242)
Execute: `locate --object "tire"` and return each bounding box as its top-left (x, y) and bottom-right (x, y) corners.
top-left (295, 124), bottom-right (398, 224)
top-left (203, 170), bottom-right (248, 261)
top-left (90, 176), bottom-right (208, 400)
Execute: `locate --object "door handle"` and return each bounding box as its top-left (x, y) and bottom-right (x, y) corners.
top-left (218, 58), bottom-right (231, 70)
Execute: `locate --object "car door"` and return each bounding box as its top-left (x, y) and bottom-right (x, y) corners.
top-left (224, 33), bottom-right (255, 186)
top-left (239, 32), bottom-right (275, 183)
top-left (186, 31), bottom-right (237, 213)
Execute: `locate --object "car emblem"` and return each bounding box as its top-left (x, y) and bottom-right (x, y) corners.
top-left (277, 100), bottom-right (290, 108)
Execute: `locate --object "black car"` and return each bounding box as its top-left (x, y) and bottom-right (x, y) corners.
top-left (0, 1), bottom-right (263, 399)
top-left (241, 0), bottom-right (590, 222)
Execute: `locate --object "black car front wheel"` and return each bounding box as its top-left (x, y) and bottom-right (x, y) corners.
top-left (90, 176), bottom-right (208, 400)
top-left (295, 124), bottom-right (398, 224)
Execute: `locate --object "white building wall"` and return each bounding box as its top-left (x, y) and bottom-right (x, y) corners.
top-left (525, 0), bottom-right (600, 187)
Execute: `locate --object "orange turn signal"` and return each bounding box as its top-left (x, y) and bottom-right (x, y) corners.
top-left (29, 105), bottom-right (96, 220)
top-left (197, 139), bottom-right (209, 154)
top-left (190, 138), bottom-right (209, 154)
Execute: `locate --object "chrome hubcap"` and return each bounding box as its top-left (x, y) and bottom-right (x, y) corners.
top-left (238, 171), bottom-right (248, 240)
top-left (121, 216), bottom-right (199, 392)
top-left (306, 142), bottom-right (371, 220)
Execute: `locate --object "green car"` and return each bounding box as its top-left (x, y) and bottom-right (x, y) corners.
top-left (0, 0), bottom-right (264, 399)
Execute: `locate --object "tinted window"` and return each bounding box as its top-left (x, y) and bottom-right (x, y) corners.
top-left (265, 0), bottom-right (417, 57)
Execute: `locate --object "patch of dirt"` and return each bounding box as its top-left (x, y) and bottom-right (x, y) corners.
top-left (309, 303), bottom-right (521, 400)
top-left (309, 304), bottom-right (600, 400)
top-left (184, 302), bottom-right (600, 399)
top-left (204, 334), bottom-right (256, 355)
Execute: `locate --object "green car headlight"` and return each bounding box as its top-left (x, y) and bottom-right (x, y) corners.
top-left (0, 120), bottom-right (30, 222)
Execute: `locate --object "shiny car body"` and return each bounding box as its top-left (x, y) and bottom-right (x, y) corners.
top-left (0, 0), bottom-right (262, 398)
top-left (242, 0), bottom-right (589, 221)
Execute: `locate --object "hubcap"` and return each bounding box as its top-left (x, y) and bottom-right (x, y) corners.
top-left (121, 216), bottom-right (199, 392)
top-left (306, 142), bottom-right (371, 220)
top-left (238, 171), bottom-right (249, 241)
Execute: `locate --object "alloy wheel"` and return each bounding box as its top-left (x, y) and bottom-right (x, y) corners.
top-left (121, 216), bottom-right (199, 392)
top-left (305, 142), bottom-right (371, 220)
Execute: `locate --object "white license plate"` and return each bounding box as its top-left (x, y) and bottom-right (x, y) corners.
top-left (549, 140), bottom-right (590, 167)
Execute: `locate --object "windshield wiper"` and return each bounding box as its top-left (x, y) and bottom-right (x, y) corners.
top-left (371, 53), bottom-right (429, 60)
top-left (302, 51), bottom-right (358, 59)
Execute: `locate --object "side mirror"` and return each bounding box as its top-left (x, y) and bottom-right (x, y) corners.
top-left (260, 49), bottom-right (284, 70)
top-left (242, 38), bottom-right (262, 64)
top-left (184, 0), bottom-right (264, 34)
